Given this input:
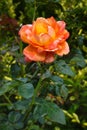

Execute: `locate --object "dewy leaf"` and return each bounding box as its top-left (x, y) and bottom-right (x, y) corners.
top-left (55, 60), bottom-right (75, 77)
top-left (34, 100), bottom-right (66, 125)
top-left (18, 83), bottom-right (34, 99)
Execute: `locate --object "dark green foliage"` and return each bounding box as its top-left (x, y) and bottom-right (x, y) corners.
top-left (0, 0), bottom-right (87, 130)
top-left (18, 83), bottom-right (34, 99)
top-left (33, 99), bottom-right (66, 124)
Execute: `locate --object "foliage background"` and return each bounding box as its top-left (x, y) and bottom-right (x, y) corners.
top-left (0, 0), bottom-right (87, 130)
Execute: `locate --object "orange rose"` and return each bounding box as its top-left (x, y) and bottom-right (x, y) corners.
top-left (19, 17), bottom-right (70, 63)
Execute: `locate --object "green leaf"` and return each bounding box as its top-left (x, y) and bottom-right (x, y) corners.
top-left (28, 125), bottom-right (41, 130)
top-left (11, 45), bottom-right (19, 52)
top-left (14, 100), bottom-right (29, 111)
top-left (55, 60), bottom-right (75, 77)
top-left (0, 82), bottom-right (11, 96)
top-left (0, 113), bottom-right (7, 121)
top-left (34, 100), bottom-right (66, 124)
top-left (8, 111), bottom-right (21, 123)
top-left (42, 70), bottom-right (52, 80)
top-left (77, 35), bottom-right (84, 45)
top-left (49, 0), bottom-right (60, 2)
top-left (70, 54), bottom-right (86, 67)
top-left (46, 102), bottom-right (66, 124)
top-left (0, 123), bottom-right (14, 130)
top-left (60, 85), bottom-right (68, 99)
top-left (0, 81), bottom-right (19, 96)
top-left (51, 75), bottom-right (64, 85)
top-left (10, 63), bottom-right (21, 78)
top-left (18, 83), bottom-right (34, 99)
top-left (8, 112), bottom-right (23, 129)
top-left (25, 0), bottom-right (34, 3)
top-left (14, 122), bottom-right (24, 129)
top-left (16, 77), bottom-right (28, 83)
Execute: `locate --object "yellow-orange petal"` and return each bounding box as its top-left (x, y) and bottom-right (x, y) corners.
top-left (19, 24), bottom-right (32, 44)
top-left (55, 42), bottom-right (70, 56)
top-left (23, 45), bottom-right (46, 61)
top-left (30, 33), bottom-right (53, 49)
top-left (32, 18), bottom-right (48, 34)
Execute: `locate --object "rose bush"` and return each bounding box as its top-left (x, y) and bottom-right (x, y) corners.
top-left (19, 17), bottom-right (70, 63)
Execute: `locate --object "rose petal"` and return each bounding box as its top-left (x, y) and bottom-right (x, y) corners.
top-left (55, 42), bottom-right (70, 56)
top-left (47, 17), bottom-right (60, 34)
top-left (19, 24), bottom-right (32, 44)
top-left (44, 52), bottom-right (55, 63)
top-left (32, 18), bottom-right (48, 34)
top-left (57, 21), bottom-right (66, 32)
top-left (30, 33), bottom-right (53, 49)
top-left (48, 26), bottom-right (56, 39)
top-left (61, 30), bottom-right (70, 40)
top-left (24, 56), bottom-right (32, 62)
top-left (47, 17), bottom-right (57, 28)
top-left (23, 45), bottom-right (46, 61)
top-left (39, 33), bottom-right (52, 46)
